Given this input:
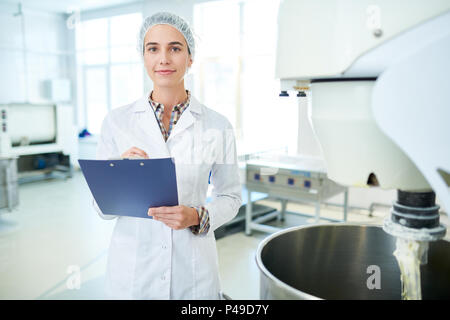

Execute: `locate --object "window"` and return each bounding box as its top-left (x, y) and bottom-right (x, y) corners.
top-left (75, 12), bottom-right (143, 134)
top-left (193, 0), bottom-right (298, 154)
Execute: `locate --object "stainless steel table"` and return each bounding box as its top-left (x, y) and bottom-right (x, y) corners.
top-left (245, 154), bottom-right (348, 235)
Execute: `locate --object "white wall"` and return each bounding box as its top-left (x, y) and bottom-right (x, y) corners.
top-left (0, 2), bottom-right (74, 105)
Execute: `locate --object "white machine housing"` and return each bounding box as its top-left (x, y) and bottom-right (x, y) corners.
top-left (275, 0), bottom-right (450, 213)
top-left (0, 103), bottom-right (78, 168)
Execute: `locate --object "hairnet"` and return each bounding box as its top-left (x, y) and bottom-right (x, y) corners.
top-left (138, 12), bottom-right (195, 60)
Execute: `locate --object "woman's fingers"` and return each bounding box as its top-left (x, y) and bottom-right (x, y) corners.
top-left (148, 206), bottom-right (181, 216)
top-left (121, 146), bottom-right (149, 159)
top-left (149, 209), bottom-right (180, 228)
top-left (130, 147), bottom-right (149, 158)
top-left (153, 213), bottom-right (178, 221)
top-left (131, 147), bottom-right (149, 157)
top-left (148, 206), bottom-right (193, 231)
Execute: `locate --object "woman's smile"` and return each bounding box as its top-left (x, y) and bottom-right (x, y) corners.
top-left (155, 69), bottom-right (176, 75)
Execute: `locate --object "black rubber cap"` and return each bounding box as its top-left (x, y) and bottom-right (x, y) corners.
top-left (391, 214), bottom-right (440, 228)
top-left (397, 190), bottom-right (436, 208)
top-left (392, 190), bottom-right (440, 229)
top-left (393, 203), bottom-right (439, 217)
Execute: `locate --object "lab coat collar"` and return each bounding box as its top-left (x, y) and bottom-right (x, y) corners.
top-left (132, 91), bottom-right (203, 115)
top-left (131, 91), bottom-right (203, 145)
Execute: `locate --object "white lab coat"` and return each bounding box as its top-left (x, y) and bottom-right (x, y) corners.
top-left (92, 92), bottom-right (242, 300)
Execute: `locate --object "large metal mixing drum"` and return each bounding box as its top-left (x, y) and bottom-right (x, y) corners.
top-left (256, 224), bottom-right (450, 299)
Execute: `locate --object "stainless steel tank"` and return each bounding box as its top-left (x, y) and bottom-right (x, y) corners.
top-left (256, 223), bottom-right (450, 299)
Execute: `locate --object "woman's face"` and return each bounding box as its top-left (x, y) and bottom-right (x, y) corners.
top-left (143, 24), bottom-right (192, 89)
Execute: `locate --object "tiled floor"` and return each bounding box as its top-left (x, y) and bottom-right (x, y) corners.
top-left (0, 170), bottom-right (448, 300)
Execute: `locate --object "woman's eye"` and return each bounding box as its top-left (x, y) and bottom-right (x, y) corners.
top-left (171, 47), bottom-right (181, 52)
top-left (148, 47), bottom-right (157, 52)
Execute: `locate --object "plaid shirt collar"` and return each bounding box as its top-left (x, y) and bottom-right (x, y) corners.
top-left (148, 90), bottom-right (191, 114)
top-left (148, 90), bottom-right (191, 141)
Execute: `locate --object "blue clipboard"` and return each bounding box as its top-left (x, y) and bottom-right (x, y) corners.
top-left (78, 158), bottom-right (179, 219)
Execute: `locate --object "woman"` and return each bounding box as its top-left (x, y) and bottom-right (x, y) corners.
top-left (93, 12), bottom-right (242, 299)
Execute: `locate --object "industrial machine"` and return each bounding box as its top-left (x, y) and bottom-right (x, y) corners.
top-left (0, 103), bottom-right (78, 186)
top-left (245, 154), bottom-right (348, 235)
top-left (257, 0), bottom-right (450, 299)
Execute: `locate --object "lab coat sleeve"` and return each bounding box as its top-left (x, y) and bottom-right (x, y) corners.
top-left (92, 114), bottom-right (120, 220)
top-left (205, 123), bottom-right (242, 233)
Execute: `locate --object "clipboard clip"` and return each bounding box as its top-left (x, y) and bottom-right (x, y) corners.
top-left (109, 160), bottom-right (146, 167)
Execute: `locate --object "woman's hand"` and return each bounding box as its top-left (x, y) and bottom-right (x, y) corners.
top-left (148, 205), bottom-right (200, 230)
top-left (121, 146), bottom-right (149, 159)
